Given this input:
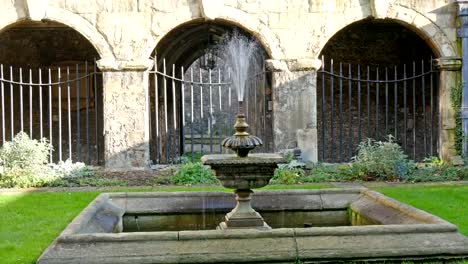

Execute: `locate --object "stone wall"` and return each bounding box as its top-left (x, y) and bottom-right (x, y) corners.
top-left (0, 0), bottom-right (460, 168)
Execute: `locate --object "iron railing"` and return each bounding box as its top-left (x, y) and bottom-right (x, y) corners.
top-left (148, 57), bottom-right (273, 164)
top-left (318, 58), bottom-right (439, 162)
top-left (0, 61), bottom-right (103, 165)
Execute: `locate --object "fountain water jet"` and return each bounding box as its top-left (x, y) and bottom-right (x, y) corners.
top-left (202, 31), bottom-right (284, 230)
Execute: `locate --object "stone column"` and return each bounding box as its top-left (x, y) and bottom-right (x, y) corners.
top-left (435, 57), bottom-right (462, 162)
top-left (97, 60), bottom-right (152, 170)
top-left (266, 59), bottom-right (321, 162)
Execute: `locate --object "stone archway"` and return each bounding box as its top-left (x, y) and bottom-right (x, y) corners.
top-left (147, 19), bottom-right (273, 164)
top-left (0, 20), bottom-right (105, 165)
top-left (316, 17), bottom-right (456, 162)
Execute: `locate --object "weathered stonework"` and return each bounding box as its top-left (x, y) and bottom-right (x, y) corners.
top-left (98, 60), bottom-right (151, 170)
top-left (0, 0), bottom-right (461, 167)
top-left (268, 59), bottom-right (320, 160)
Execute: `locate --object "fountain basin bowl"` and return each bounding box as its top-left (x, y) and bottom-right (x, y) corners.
top-left (201, 153), bottom-right (285, 189)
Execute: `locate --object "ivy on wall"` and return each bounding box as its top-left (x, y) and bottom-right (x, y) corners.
top-left (451, 82), bottom-right (463, 156)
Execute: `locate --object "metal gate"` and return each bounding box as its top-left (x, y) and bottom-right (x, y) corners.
top-left (148, 57), bottom-right (273, 164)
top-left (317, 58), bottom-right (439, 162)
top-left (0, 61), bottom-right (103, 165)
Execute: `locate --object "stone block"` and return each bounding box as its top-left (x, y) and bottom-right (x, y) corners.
top-left (297, 128), bottom-right (318, 163)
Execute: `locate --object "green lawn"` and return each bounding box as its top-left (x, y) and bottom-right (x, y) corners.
top-left (375, 185), bottom-right (468, 236)
top-left (0, 184), bottom-right (466, 264)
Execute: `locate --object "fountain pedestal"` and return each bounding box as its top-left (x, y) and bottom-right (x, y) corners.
top-left (201, 154), bottom-right (285, 230)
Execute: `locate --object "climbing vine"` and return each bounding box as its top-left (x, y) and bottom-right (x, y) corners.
top-left (450, 82), bottom-right (463, 156)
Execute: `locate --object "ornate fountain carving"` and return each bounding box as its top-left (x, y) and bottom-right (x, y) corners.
top-left (202, 107), bottom-right (284, 230)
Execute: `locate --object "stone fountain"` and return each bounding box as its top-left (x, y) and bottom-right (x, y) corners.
top-left (37, 31), bottom-right (468, 264)
top-left (202, 103), bottom-right (284, 230)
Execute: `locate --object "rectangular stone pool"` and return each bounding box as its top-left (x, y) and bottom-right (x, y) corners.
top-left (38, 188), bottom-right (468, 263)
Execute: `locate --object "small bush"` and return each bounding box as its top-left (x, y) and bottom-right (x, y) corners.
top-left (50, 177), bottom-right (127, 187)
top-left (0, 132), bottom-right (96, 188)
top-left (303, 163), bottom-right (360, 183)
top-left (171, 162), bottom-right (218, 185)
top-left (0, 132), bottom-right (55, 187)
top-left (352, 136), bottom-right (413, 181)
top-left (271, 160), bottom-right (306, 184)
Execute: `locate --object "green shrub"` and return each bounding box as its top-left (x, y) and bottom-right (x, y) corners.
top-left (271, 161), bottom-right (305, 184)
top-left (171, 162), bottom-right (218, 185)
top-left (450, 82), bottom-right (464, 156)
top-left (304, 163), bottom-right (361, 183)
top-left (407, 165), bottom-right (461, 182)
top-left (352, 136), bottom-right (413, 181)
top-left (180, 152), bottom-right (204, 163)
top-left (50, 177), bottom-right (127, 187)
top-left (0, 132), bottom-right (55, 187)
top-left (0, 132), bottom-right (96, 188)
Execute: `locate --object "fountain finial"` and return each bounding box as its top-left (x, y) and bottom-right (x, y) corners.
top-left (221, 103), bottom-right (262, 157)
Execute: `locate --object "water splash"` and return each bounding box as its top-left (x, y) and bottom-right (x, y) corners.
top-left (218, 30), bottom-right (263, 103)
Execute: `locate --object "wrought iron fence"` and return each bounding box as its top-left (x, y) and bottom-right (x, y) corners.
top-left (317, 58), bottom-right (439, 162)
top-left (148, 57), bottom-right (273, 164)
top-left (0, 61), bottom-right (103, 165)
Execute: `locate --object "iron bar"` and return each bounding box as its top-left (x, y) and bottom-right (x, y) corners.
top-left (48, 68), bottom-right (52, 162)
top-left (412, 62), bottom-right (416, 159)
top-left (430, 58), bottom-right (434, 155)
top-left (200, 68), bottom-right (204, 156)
top-left (320, 56), bottom-right (326, 160)
top-left (67, 66), bottom-right (72, 160)
top-left (20, 67), bottom-right (23, 132)
top-left (394, 66), bottom-right (398, 139)
top-left (154, 56), bottom-right (159, 164)
top-left (163, 59), bottom-right (168, 162)
top-left (330, 59), bottom-right (335, 162)
top-left (367, 66), bottom-right (370, 139)
top-left (348, 64), bottom-right (352, 159)
top-left (403, 64), bottom-right (407, 152)
top-left (39, 67), bottom-right (44, 141)
top-left (181, 66), bottom-right (185, 160)
top-left (209, 69), bottom-right (213, 153)
top-left (58, 67), bottom-right (62, 162)
top-left (376, 67), bottom-right (379, 139)
top-left (339, 63), bottom-right (343, 162)
top-left (9, 66), bottom-right (13, 140)
top-left (172, 64), bottom-right (176, 162)
top-left (94, 60), bottom-right (99, 164)
top-left (85, 62), bottom-right (90, 164)
top-left (190, 68), bottom-right (194, 161)
top-left (421, 60), bottom-right (427, 157)
top-left (0, 65), bottom-right (4, 143)
top-left (29, 69), bottom-right (32, 137)
top-left (385, 67), bottom-right (388, 137)
top-left (76, 64), bottom-right (81, 161)
top-left (218, 69), bottom-right (222, 153)
top-left (357, 64), bottom-right (361, 144)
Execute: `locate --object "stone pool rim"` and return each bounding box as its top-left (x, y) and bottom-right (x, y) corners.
top-left (38, 188), bottom-right (468, 263)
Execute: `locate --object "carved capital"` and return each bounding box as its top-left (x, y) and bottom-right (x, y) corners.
top-left (97, 58), bottom-right (153, 72)
top-left (265, 58), bottom-right (322, 72)
top-left (434, 57), bottom-right (462, 71)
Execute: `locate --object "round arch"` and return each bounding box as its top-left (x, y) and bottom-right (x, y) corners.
top-left (0, 6), bottom-right (115, 61)
top-left (142, 5), bottom-right (284, 61)
top-left (315, 4), bottom-right (456, 59)
top-left (316, 16), bottom-right (444, 162)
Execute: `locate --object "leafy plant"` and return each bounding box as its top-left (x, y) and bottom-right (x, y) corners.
top-left (302, 163), bottom-right (361, 183)
top-left (352, 136), bottom-right (413, 181)
top-left (0, 132), bottom-right (96, 188)
top-left (171, 162), bottom-right (218, 185)
top-left (271, 160), bottom-right (305, 184)
top-left (450, 82), bottom-right (464, 156)
top-left (0, 132), bottom-right (55, 187)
